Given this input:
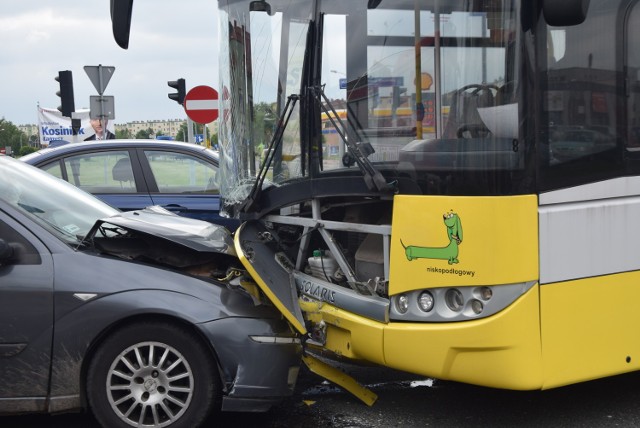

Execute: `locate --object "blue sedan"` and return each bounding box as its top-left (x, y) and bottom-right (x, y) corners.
top-left (21, 140), bottom-right (239, 230)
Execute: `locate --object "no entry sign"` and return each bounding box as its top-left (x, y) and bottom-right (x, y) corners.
top-left (184, 85), bottom-right (219, 124)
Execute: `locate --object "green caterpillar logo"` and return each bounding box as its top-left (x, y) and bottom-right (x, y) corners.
top-left (401, 210), bottom-right (462, 265)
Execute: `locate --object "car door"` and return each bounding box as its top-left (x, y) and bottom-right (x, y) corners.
top-left (138, 148), bottom-right (239, 230)
top-left (38, 149), bottom-right (154, 212)
top-left (0, 212), bottom-right (54, 410)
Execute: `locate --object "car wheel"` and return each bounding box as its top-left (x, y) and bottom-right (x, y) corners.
top-left (87, 321), bottom-right (220, 428)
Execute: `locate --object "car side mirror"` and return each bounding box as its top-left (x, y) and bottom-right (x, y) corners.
top-left (0, 239), bottom-right (14, 265)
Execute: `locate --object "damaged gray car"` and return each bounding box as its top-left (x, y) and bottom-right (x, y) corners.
top-left (0, 155), bottom-right (301, 428)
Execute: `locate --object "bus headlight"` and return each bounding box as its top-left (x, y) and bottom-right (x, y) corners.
top-left (470, 299), bottom-right (483, 314)
top-left (396, 293), bottom-right (409, 314)
top-left (389, 282), bottom-right (535, 322)
top-left (445, 288), bottom-right (464, 312)
top-left (479, 286), bottom-right (493, 301)
top-left (418, 291), bottom-right (434, 312)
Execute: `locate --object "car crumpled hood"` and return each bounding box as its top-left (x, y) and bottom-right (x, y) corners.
top-left (85, 206), bottom-right (237, 269)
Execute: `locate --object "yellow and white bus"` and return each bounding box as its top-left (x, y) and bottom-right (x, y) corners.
top-left (112, 0), bottom-right (640, 402)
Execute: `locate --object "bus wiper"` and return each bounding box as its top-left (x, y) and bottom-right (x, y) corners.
top-left (312, 85), bottom-right (396, 194)
top-left (240, 94), bottom-right (300, 213)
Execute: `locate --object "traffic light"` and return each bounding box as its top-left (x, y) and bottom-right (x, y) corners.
top-left (168, 78), bottom-right (186, 105)
top-left (55, 70), bottom-right (75, 117)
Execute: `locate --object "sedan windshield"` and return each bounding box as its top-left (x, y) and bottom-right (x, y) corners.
top-left (0, 156), bottom-right (119, 245)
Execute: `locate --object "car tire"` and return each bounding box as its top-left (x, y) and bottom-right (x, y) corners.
top-left (87, 321), bottom-right (220, 428)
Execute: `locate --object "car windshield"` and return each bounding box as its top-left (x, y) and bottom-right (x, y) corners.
top-left (0, 156), bottom-right (119, 245)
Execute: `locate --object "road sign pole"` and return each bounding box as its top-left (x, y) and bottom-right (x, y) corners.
top-left (71, 113), bottom-right (81, 144)
top-left (187, 118), bottom-right (195, 144)
top-left (98, 65), bottom-right (104, 129)
top-left (97, 65), bottom-right (104, 95)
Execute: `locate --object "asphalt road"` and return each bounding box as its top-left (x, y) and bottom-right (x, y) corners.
top-left (4, 363), bottom-right (640, 427)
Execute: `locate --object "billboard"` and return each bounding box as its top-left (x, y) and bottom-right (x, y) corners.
top-left (37, 106), bottom-right (115, 145)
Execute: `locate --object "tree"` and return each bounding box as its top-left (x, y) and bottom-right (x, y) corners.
top-left (19, 146), bottom-right (37, 156)
top-left (0, 119), bottom-right (28, 156)
top-left (175, 121), bottom-right (189, 142)
top-left (116, 128), bottom-right (132, 139)
top-left (135, 127), bottom-right (154, 139)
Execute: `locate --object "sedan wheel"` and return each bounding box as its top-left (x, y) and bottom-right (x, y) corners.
top-left (87, 322), bottom-right (219, 428)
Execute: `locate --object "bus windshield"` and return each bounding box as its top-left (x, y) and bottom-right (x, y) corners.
top-left (218, 0), bottom-right (524, 216)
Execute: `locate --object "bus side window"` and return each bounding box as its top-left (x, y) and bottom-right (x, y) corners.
top-left (540, 2), bottom-right (623, 191)
top-left (626, 3), bottom-right (640, 162)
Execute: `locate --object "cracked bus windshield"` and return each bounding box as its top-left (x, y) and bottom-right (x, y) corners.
top-left (218, 0), bottom-right (521, 214)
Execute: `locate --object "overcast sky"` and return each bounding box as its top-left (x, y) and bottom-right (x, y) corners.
top-left (0, 0), bottom-right (219, 126)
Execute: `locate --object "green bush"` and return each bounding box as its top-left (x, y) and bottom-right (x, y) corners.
top-left (19, 146), bottom-right (37, 156)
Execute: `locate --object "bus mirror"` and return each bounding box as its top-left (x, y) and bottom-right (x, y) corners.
top-left (110, 0), bottom-right (134, 49)
top-left (250, 0), bottom-right (273, 15)
top-left (543, 0), bottom-right (590, 26)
